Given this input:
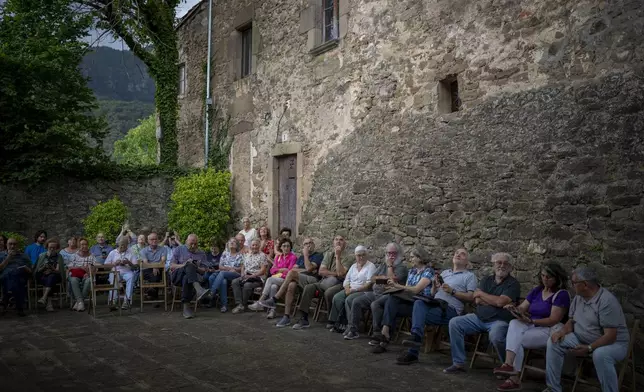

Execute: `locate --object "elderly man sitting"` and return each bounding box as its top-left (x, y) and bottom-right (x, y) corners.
top-left (170, 234), bottom-right (211, 319)
top-left (545, 267), bottom-right (630, 392)
top-left (105, 237), bottom-right (139, 310)
top-left (0, 238), bottom-right (32, 316)
top-left (443, 252), bottom-right (520, 374)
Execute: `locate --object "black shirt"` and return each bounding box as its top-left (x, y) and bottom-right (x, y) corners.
top-left (475, 274), bottom-right (521, 322)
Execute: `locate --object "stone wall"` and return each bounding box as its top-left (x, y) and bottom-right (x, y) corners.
top-left (0, 177), bottom-right (174, 241)
top-left (177, 0), bottom-right (644, 374)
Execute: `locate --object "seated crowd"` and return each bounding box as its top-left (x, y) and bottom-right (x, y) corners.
top-left (0, 219), bottom-right (632, 392)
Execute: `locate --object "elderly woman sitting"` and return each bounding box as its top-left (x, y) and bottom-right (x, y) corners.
top-left (104, 237), bottom-right (138, 310)
top-left (67, 238), bottom-right (96, 312)
top-left (327, 245), bottom-right (377, 333)
top-left (35, 239), bottom-right (65, 311)
top-left (231, 239), bottom-right (269, 314)
top-left (494, 262), bottom-right (570, 391)
top-left (209, 237), bottom-right (244, 312)
top-left (371, 246), bottom-right (434, 353)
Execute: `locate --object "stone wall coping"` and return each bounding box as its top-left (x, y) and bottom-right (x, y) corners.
top-left (271, 142), bottom-right (302, 156)
top-left (309, 39), bottom-right (339, 56)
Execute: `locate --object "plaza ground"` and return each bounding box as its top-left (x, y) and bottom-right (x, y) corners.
top-left (0, 305), bottom-right (548, 392)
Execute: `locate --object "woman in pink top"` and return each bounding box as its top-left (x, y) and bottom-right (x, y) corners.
top-left (252, 238), bottom-right (297, 319)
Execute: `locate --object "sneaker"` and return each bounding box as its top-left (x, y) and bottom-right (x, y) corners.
top-left (72, 301), bottom-right (80, 311)
top-left (292, 318), bottom-right (310, 330)
top-left (443, 364), bottom-right (466, 374)
top-left (232, 304), bottom-right (244, 314)
top-left (275, 316), bottom-right (291, 327)
top-left (368, 333), bottom-right (384, 346)
top-left (497, 379), bottom-right (521, 391)
top-left (77, 301), bottom-right (86, 312)
top-left (220, 306), bottom-right (228, 313)
top-left (402, 338), bottom-right (422, 349)
top-left (266, 309), bottom-right (276, 319)
top-left (494, 363), bottom-right (519, 376)
top-left (371, 343), bottom-right (387, 354)
top-left (121, 301), bottom-right (130, 310)
top-left (326, 322), bottom-right (335, 330)
top-left (368, 339), bottom-right (381, 346)
top-left (344, 331), bottom-right (359, 340)
top-left (45, 303), bottom-right (54, 312)
top-left (331, 325), bottom-right (345, 333)
top-left (38, 297), bottom-right (46, 305)
top-left (396, 353), bottom-right (419, 365)
top-left (258, 298), bottom-right (276, 309)
top-left (248, 301), bottom-right (263, 311)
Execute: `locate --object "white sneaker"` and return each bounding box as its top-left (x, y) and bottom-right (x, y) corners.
top-left (72, 301), bottom-right (80, 311)
top-left (76, 301), bottom-right (85, 312)
top-left (121, 301), bottom-right (130, 310)
top-left (38, 297), bottom-right (47, 305)
top-left (232, 304), bottom-right (245, 314)
top-left (46, 303), bottom-right (54, 312)
top-left (248, 302), bottom-right (263, 311)
top-left (266, 309), bottom-right (276, 319)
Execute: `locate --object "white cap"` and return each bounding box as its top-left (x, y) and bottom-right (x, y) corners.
top-left (355, 245), bottom-right (367, 254)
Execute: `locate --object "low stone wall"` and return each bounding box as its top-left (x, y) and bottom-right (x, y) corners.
top-left (0, 176), bottom-right (174, 241)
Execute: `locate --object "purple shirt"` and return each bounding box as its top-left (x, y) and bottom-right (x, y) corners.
top-left (526, 286), bottom-right (571, 320)
top-left (171, 245), bottom-right (207, 265)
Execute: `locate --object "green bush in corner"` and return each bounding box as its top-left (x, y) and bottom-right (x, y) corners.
top-left (168, 170), bottom-right (231, 248)
top-left (82, 196), bottom-right (129, 246)
top-left (0, 232), bottom-right (27, 250)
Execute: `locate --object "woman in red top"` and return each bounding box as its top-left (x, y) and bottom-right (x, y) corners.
top-left (258, 226), bottom-right (274, 262)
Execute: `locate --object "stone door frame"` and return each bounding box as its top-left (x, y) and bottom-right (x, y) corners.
top-left (268, 142), bottom-right (303, 239)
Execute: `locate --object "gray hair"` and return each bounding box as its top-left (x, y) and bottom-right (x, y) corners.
top-left (573, 267), bottom-right (600, 286)
top-left (385, 242), bottom-right (404, 265)
top-left (491, 252), bottom-right (513, 265)
top-left (410, 246), bottom-right (432, 265)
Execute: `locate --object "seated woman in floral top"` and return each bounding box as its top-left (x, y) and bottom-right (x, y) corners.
top-left (494, 262), bottom-right (570, 391)
top-left (208, 237), bottom-right (243, 312)
top-left (231, 239), bottom-right (269, 314)
top-left (371, 246), bottom-right (434, 353)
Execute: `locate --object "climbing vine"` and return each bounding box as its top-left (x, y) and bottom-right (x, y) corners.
top-left (202, 63), bottom-right (233, 171)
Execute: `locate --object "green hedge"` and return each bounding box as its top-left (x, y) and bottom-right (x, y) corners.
top-left (82, 196), bottom-right (129, 245)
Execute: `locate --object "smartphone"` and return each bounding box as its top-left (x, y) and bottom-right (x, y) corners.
top-left (437, 275), bottom-right (444, 285)
top-left (375, 278), bottom-right (388, 285)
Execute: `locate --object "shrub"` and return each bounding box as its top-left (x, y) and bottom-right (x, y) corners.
top-left (112, 114), bottom-right (157, 165)
top-left (82, 196), bottom-right (129, 246)
top-left (0, 231), bottom-right (27, 249)
top-left (168, 169), bottom-right (231, 248)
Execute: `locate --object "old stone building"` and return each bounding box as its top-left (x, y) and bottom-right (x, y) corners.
top-left (177, 0), bottom-right (644, 353)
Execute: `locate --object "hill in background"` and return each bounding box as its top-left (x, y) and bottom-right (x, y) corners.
top-left (81, 47), bottom-right (156, 154)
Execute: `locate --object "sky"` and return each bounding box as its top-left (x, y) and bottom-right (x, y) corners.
top-left (88, 0), bottom-right (202, 49)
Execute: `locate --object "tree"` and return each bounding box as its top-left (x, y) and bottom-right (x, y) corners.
top-left (113, 114), bottom-right (157, 165)
top-left (82, 0), bottom-right (180, 166)
top-left (0, 0), bottom-right (108, 182)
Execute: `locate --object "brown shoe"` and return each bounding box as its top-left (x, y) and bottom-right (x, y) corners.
top-left (493, 363), bottom-right (518, 377)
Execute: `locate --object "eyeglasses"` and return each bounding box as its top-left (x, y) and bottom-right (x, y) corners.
top-left (303, 242), bottom-right (313, 245)
top-left (386, 252), bottom-right (397, 255)
top-left (571, 280), bottom-right (586, 285)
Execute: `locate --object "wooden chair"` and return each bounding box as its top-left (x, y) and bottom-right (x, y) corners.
top-left (313, 292), bottom-right (328, 321)
top-left (138, 263), bottom-right (168, 312)
top-left (520, 348), bottom-right (546, 382)
top-left (470, 332), bottom-right (501, 368)
top-left (572, 319), bottom-right (639, 392)
top-left (89, 266), bottom-right (121, 317)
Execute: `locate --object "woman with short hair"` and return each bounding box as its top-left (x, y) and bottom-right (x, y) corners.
top-left (371, 246), bottom-right (434, 353)
top-left (494, 262), bottom-right (570, 391)
top-left (67, 238), bottom-right (96, 312)
top-left (208, 237), bottom-right (243, 312)
top-left (231, 239), bottom-right (269, 314)
top-left (35, 238), bottom-right (65, 311)
top-left (60, 236), bottom-right (79, 265)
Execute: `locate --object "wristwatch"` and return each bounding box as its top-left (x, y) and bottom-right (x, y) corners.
top-left (451, 288), bottom-right (455, 295)
top-left (587, 345), bottom-right (594, 354)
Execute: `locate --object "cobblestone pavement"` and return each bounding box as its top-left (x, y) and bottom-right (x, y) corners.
top-left (0, 304), bottom-right (546, 392)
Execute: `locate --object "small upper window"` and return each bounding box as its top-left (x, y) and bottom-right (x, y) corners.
top-left (322, 0), bottom-right (339, 43)
top-left (178, 63), bottom-right (186, 96)
top-left (240, 24), bottom-right (252, 78)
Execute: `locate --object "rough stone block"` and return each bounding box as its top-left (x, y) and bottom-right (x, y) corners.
top-left (553, 205), bottom-right (587, 225)
top-left (229, 94), bottom-right (254, 116)
top-left (339, 14), bottom-right (348, 39)
top-left (299, 6), bottom-right (316, 34)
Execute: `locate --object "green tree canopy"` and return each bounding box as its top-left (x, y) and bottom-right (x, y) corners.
top-left (0, 0), bottom-right (108, 182)
top-left (113, 114), bottom-right (157, 165)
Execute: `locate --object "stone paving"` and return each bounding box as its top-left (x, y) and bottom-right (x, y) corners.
top-left (0, 303), bottom-right (547, 392)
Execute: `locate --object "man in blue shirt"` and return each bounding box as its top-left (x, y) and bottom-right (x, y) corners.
top-left (25, 230), bottom-right (47, 265)
top-left (89, 232), bottom-right (114, 265)
top-left (170, 234), bottom-right (211, 319)
top-left (141, 232), bottom-right (167, 300)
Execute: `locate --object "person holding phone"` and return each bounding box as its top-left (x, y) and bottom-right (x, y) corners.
top-left (343, 242), bottom-right (408, 340)
top-left (89, 232), bottom-right (114, 265)
top-left (34, 239), bottom-right (65, 311)
top-left (399, 248), bottom-right (477, 364)
top-left (493, 262), bottom-right (570, 391)
top-left (230, 239), bottom-right (269, 314)
top-left (0, 238), bottom-right (32, 316)
top-left (104, 237), bottom-right (138, 310)
top-left (169, 234), bottom-right (211, 319)
top-left (208, 237), bottom-right (243, 313)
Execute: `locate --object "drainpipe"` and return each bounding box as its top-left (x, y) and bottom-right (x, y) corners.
top-left (204, 0), bottom-right (214, 168)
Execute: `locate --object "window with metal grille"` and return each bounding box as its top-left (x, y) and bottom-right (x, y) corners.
top-left (178, 64), bottom-right (186, 96)
top-left (323, 0), bottom-right (339, 43)
top-left (240, 25), bottom-right (252, 78)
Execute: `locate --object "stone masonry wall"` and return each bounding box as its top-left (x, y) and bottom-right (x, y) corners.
top-left (177, 0), bottom-right (644, 376)
top-left (0, 177), bottom-right (174, 242)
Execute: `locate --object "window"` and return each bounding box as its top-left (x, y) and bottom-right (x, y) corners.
top-left (323, 0), bottom-right (339, 43)
top-left (438, 75), bottom-right (461, 113)
top-left (178, 63), bottom-right (186, 96)
top-left (240, 24), bottom-right (252, 78)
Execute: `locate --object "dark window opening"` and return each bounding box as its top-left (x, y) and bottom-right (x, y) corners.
top-left (323, 0), bottom-right (339, 43)
top-left (240, 25), bottom-right (252, 78)
top-left (438, 75), bottom-right (461, 113)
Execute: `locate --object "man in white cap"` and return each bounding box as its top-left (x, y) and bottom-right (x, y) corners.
top-left (443, 252), bottom-right (521, 374)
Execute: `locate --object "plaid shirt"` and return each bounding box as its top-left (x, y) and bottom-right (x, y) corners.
top-left (406, 266), bottom-right (434, 297)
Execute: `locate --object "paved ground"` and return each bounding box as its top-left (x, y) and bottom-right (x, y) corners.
top-left (0, 303), bottom-right (547, 392)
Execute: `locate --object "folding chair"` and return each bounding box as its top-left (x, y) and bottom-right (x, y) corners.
top-left (313, 291), bottom-right (328, 321)
top-left (520, 348), bottom-right (546, 382)
top-left (89, 266), bottom-right (121, 317)
top-left (139, 263), bottom-right (167, 312)
top-left (470, 332), bottom-right (500, 368)
top-left (572, 319), bottom-right (639, 392)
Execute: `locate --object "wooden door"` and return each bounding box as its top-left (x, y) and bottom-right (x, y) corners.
top-left (278, 154), bottom-right (297, 235)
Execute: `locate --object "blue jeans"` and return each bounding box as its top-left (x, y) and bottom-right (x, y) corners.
top-left (448, 313), bottom-right (509, 366)
top-left (546, 333), bottom-right (628, 392)
top-left (407, 300), bottom-right (458, 357)
top-left (209, 271), bottom-right (240, 306)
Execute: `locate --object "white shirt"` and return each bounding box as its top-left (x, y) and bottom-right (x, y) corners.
top-left (105, 248), bottom-right (138, 274)
top-left (344, 261), bottom-right (377, 290)
top-left (238, 228), bottom-right (258, 247)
